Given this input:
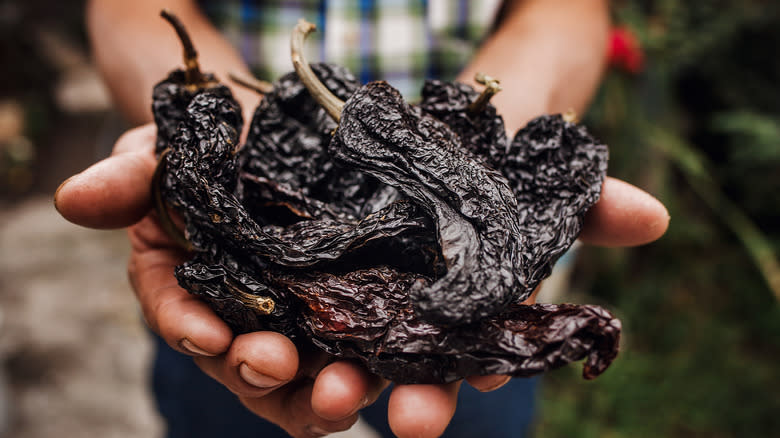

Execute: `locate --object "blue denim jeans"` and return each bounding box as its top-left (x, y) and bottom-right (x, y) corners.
top-left (152, 335), bottom-right (538, 438)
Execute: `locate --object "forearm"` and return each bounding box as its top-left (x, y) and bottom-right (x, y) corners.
top-left (458, 0), bottom-right (610, 134)
top-left (87, 0), bottom-right (259, 125)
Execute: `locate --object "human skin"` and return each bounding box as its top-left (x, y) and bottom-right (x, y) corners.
top-left (56, 1), bottom-right (669, 437)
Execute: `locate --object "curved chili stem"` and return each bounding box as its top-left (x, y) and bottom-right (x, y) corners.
top-left (232, 287), bottom-right (276, 315)
top-left (563, 108), bottom-right (579, 124)
top-left (291, 19), bottom-right (344, 122)
top-left (468, 73), bottom-right (502, 116)
top-left (228, 71), bottom-right (274, 95)
top-left (161, 9), bottom-right (205, 86)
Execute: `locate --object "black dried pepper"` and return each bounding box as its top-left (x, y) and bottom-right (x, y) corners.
top-left (330, 80), bottom-right (528, 325)
top-left (152, 10), bottom-right (242, 156)
top-left (151, 15), bottom-right (619, 384)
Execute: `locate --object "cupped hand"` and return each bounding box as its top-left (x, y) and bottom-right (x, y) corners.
top-left (54, 123), bottom-right (668, 438)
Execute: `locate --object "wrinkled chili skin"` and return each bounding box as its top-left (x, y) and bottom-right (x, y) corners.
top-left (154, 75), bottom-right (433, 268)
top-left (153, 60), bottom-right (619, 384)
top-left (156, 89), bottom-right (244, 250)
top-left (240, 63), bottom-right (394, 219)
top-left (151, 70), bottom-right (232, 156)
top-left (419, 79), bottom-right (508, 168)
top-left (273, 268), bottom-right (621, 384)
top-left (506, 114), bottom-right (608, 289)
top-left (422, 81), bottom-right (609, 302)
top-left (178, 259), bottom-right (621, 384)
top-left (331, 81), bottom-right (528, 325)
top-left (177, 251), bottom-right (303, 338)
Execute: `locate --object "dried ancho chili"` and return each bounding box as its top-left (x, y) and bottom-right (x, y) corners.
top-left (152, 13), bottom-right (620, 384)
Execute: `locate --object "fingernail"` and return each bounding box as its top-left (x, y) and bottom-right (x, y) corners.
top-left (178, 338), bottom-right (217, 357)
top-left (53, 175), bottom-right (75, 213)
top-left (343, 394), bottom-right (370, 418)
top-left (305, 425), bottom-right (330, 437)
top-left (239, 363), bottom-right (282, 389)
top-left (353, 395), bottom-right (369, 414)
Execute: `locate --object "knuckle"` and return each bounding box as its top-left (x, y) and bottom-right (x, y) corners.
top-left (113, 124), bottom-right (156, 156)
top-left (229, 384), bottom-right (276, 399)
top-left (149, 287), bottom-right (187, 338)
top-left (126, 256), bottom-right (141, 295)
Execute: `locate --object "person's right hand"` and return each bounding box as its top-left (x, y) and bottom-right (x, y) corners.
top-left (54, 124), bottom-right (483, 438)
top-left (55, 123), bottom-right (669, 438)
top-left (54, 124), bottom-right (380, 436)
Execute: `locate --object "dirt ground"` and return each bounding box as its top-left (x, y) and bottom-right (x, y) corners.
top-left (0, 197), bottom-right (163, 438)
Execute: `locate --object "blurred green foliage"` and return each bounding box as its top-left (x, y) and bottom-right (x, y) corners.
top-left (535, 1), bottom-right (780, 436)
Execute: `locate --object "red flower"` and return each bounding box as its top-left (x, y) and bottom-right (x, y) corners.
top-left (607, 26), bottom-right (645, 74)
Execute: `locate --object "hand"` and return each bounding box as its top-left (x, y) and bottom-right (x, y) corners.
top-left (55, 123), bottom-right (668, 438)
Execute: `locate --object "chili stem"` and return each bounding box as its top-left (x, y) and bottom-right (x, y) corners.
top-left (468, 73), bottom-right (502, 115)
top-left (291, 19), bottom-right (344, 122)
top-left (228, 71), bottom-right (274, 95)
top-left (161, 9), bottom-right (204, 85)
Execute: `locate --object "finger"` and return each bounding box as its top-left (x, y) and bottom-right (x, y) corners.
top-left (130, 249), bottom-right (233, 356)
top-left (128, 226), bottom-right (232, 357)
top-left (240, 381), bottom-right (359, 438)
top-left (388, 382), bottom-right (461, 438)
top-left (465, 374), bottom-right (511, 392)
top-left (311, 361), bottom-right (388, 421)
top-left (195, 331), bottom-right (298, 398)
top-left (54, 124), bottom-right (158, 229)
top-left (580, 177), bottom-right (670, 247)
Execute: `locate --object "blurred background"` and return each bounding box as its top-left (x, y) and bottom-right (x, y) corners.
top-left (1, 0), bottom-right (778, 437)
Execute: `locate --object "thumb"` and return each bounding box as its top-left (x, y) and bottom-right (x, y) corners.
top-left (579, 177), bottom-right (670, 247)
top-left (54, 124), bottom-right (158, 229)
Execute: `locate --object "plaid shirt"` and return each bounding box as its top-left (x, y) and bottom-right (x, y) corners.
top-left (200, 0), bottom-right (503, 99)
